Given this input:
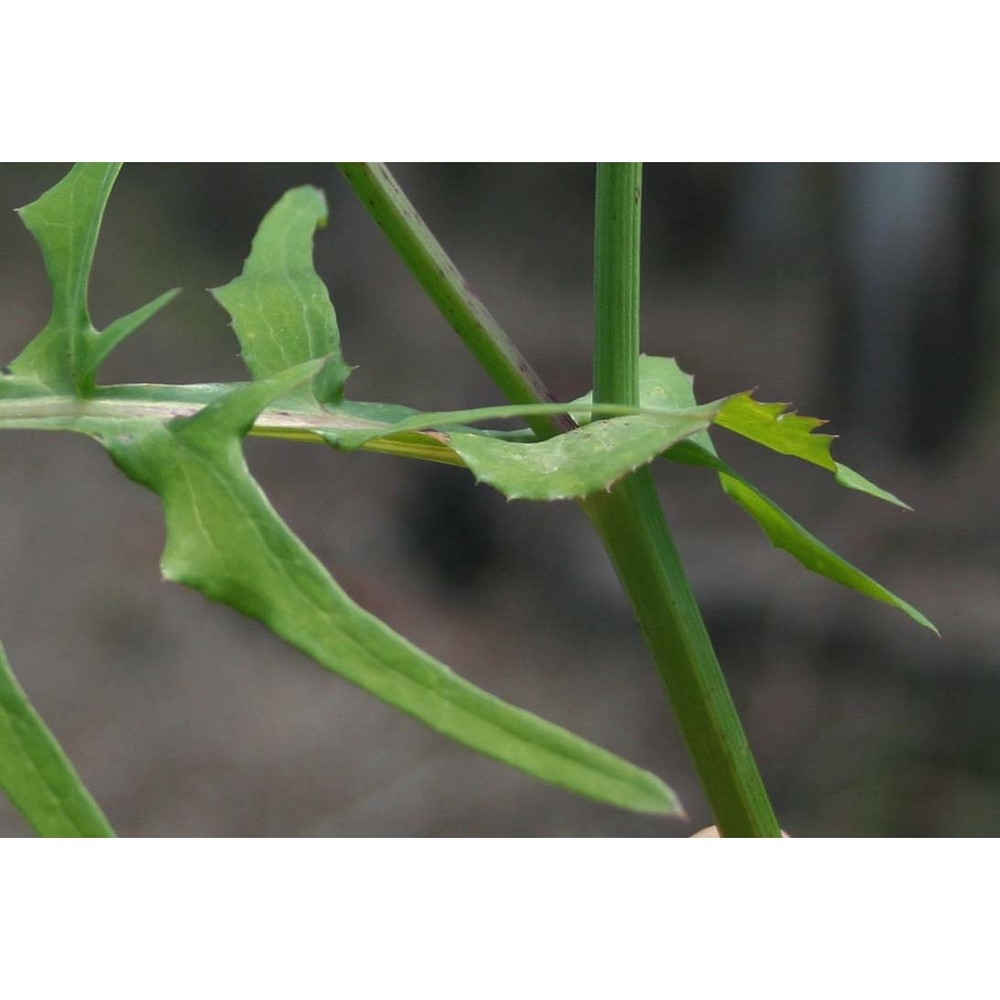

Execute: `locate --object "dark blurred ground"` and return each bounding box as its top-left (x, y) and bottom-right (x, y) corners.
top-left (0, 163), bottom-right (997, 837)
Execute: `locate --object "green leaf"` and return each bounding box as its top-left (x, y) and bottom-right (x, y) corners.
top-left (715, 392), bottom-right (837, 470)
top-left (90, 287), bottom-right (181, 382)
top-left (626, 356), bottom-right (933, 630)
top-left (10, 162), bottom-right (178, 395)
top-left (104, 365), bottom-right (682, 815)
top-left (0, 641), bottom-right (115, 837)
top-left (210, 186), bottom-right (353, 406)
top-left (632, 355), bottom-right (910, 508)
top-left (715, 392), bottom-right (912, 509)
top-left (667, 440), bottom-right (938, 634)
top-left (10, 163), bottom-right (119, 391)
top-left (323, 398), bottom-right (726, 499)
top-left (450, 404), bottom-right (723, 500)
top-left (834, 463), bottom-right (911, 510)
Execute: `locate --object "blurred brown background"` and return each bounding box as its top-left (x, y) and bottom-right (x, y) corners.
top-left (0, 163), bottom-right (997, 837)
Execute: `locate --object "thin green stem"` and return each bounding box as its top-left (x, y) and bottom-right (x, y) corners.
top-left (583, 162), bottom-right (780, 836)
top-left (337, 164), bottom-right (571, 440)
top-left (594, 163), bottom-right (642, 407)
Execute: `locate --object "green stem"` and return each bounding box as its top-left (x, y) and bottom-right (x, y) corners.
top-left (583, 163), bottom-right (780, 836)
top-left (337, 164), bottom-right (571, 440)
top-left (583, 476), bottom-right (780, 835)
top-left (593, 163), bottom-right (641, 407)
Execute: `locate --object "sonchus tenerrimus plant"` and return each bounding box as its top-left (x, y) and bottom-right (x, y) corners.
top-left (0, 163), bottom-right (936, 838)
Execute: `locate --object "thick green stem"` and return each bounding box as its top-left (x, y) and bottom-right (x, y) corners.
top-left (582, 477), bottom-right (780, 835)
top-left (337, 164), bottom-right (571, 440)
top-left (584, 163), bottom-right (779, 836)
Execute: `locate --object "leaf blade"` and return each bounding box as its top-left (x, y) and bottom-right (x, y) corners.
top-left (632, 355), bottom-right (911, 508)
top-left (11, 163), bottom-right (121, 391)
top-left (89, 287), bottom-right (182, 384)
top-left (210, 186), bottom-right (352, 404)
top-left (105, 368), bottom-right (682, 816)
top-left (0, 642), bottom-right (115, 837)
top-left (667, 441), bottom-right (938, 633)
top-left (627, 358), bottom-right (933, 630)
top-left (714, 382), bottom-right (911, 507)
top-left (715, 391), bottom-right (837, 470)
top-left (450, 403), bottom-right (723, 500)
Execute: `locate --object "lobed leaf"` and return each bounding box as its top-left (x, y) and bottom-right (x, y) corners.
top-left (632, 355), bottom-right (909, 508)
top-left (210, 186), bottom-right (353, 406)
top-left (104, 364), bottom-right (681, 815)
top-left (715, 392), bottom-right (837, 470)
top-left (10, 163), bottom-right (119, 390)
top-left (0, 642), bottom-right (115, 837)
top-left (716, 393), bottom-right (912, 509)
top-left (10, 163), bottom-right (177, 394)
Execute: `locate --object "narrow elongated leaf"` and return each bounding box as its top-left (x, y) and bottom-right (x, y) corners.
top-left (834, 463), bottom-right (910, 509)
top-left (0, 642), bottom-right (115, 837)
top-left (91, 288), bottom-right (181, 378)
top-left (210, 186), bottom-right (353, 405)
top-left (667, 440), bottom-right (938, 633)
top-left (105, 364), bottom-right (681, 815)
